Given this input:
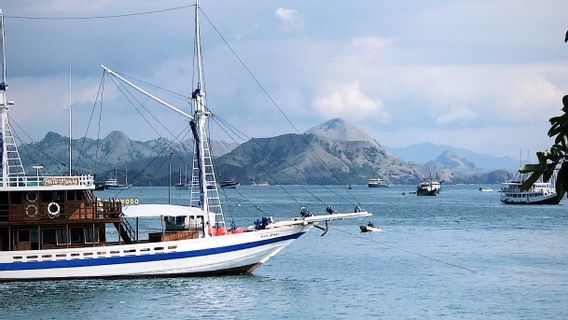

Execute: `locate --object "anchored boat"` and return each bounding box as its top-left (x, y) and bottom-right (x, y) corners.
top-left (367, 177), bottom-right (388, 188)
top-left (0, 3), bottom-right (370, 281)
top-left (500, 180), bottom-right (559, 205)
top-left (416, 177), bottom-right (441, 196)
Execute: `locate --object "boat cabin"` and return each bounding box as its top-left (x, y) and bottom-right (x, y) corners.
top-left (0, 175), bottom-right (125, 252)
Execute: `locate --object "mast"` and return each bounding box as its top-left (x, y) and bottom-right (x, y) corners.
top-left (0, 9), bottom-right (8, 185)
top-left (0, 10), bottom-right (25, 186)
top-left (190, 0), bottom-right (225, 229)
top-left (69, 67), bottom-right (72, 176)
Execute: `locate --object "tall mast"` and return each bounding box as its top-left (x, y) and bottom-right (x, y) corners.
top-left (0, 10), bottom-right (25, 186)
top-left (69, 67), bottom-right (72, 176)
top-left (190, 0), bottom-right (225, 229)
top-left (0, 9), bottom-right (8, 185)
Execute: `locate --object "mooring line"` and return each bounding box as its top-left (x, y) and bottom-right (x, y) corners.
top-left (330, 226), bottom-right (477, 273)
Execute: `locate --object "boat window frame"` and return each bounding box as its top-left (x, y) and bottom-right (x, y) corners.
top-left (84, 226), bottom-right (100, 244)
top-left (56, 228), bottom-right (68, 245)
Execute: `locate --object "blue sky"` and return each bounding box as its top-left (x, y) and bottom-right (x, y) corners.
top-left (1, 0), bottom-right (567, 159)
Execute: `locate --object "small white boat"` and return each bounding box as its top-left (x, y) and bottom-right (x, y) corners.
top-left (479, 186), bottom-right (493, 192)
top-left (368, 177), bottom-right (388, 188)
top-left (360, 222), bottom-right (383, 232)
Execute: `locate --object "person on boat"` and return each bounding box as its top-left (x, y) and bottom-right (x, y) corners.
top-left (367, 221), bottom-right (374, 228)
top-left (354, 205), bottom-right (361, 213)
top-left (299, 207), bottom-right (312, 217)
top-left (326, 206), bottom-right (336, 215)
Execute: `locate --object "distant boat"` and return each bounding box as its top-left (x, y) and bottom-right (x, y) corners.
top-left (360, 222), bottom-right (383, 233)
top-left (94, 181), bottom-right (106, 191)
top-left (251, 181), bottom-right (269, 187)
top-left (416, 177), bottom-right (441, 196)
top-left (105, 170), bottom-right (132, 190)
top-left (368, 177), bottom-right (388, 188)
top-left (500, 180), bottom-right (559, 205)
top-left (479, 186), bottom-right (493, 192)
top-left (220, 179), bottom-right (239, 189)
top-left (176, 166), bottom-right (189, 190)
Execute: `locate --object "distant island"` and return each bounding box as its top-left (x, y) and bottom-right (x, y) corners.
top-left (19, 118), bottom-right (514, 186)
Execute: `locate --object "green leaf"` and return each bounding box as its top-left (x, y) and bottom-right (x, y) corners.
top-left (521, 172), bottom-right (542, 191)
top-left (543, 166), bottom-right (555, 182)
top-left (519, 163), bottom-right (544, 173)
top-left (556, 162), bottom-right (568, 199)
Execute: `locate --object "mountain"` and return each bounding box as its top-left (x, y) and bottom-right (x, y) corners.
top-left (18, 131), bottom-right (233, 185)
top-left (425, 151), bottom-right (477, 173)
top-left (305, 118), bottom-right (377, 144)
top-left (216, 119), bottom-right (426, 184)
top-left (16, 119), bottom-right (512, 185)
top-left (385, 142), bottom-right (518, 170)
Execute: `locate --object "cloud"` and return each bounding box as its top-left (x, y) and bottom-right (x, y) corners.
top-left (313, 82), bottom-right (389, 122)
top-left (436, 106), bottom-right (476, 125)
top-left (275, 8), bottom-right (303, 31)
top-left (351, 36), bottom-right (393, 53)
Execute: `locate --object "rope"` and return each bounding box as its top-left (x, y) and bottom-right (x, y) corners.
top-left (330, 226), bottom-right (477, 273)
top-left (5, 4), bottom-right (194, 20)
top-left (200, 8), bottom-right (363, 207)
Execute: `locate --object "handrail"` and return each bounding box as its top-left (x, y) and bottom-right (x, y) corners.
top-left (0, 174), bottom-right (94, 188)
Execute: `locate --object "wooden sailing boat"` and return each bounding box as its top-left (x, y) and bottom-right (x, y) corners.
top-left (0, 2), bottom-right (370, 280)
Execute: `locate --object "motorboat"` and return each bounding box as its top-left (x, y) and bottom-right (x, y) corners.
top-left (368, 177), bottom-right (388, 188)
top-left (416, 177), bottom-right (441, 196)
top-left (360, 222), bottom-right (383, 232)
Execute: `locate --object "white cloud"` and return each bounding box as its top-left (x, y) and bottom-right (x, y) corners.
top-left (275, 8), bottom-right (303, 31)
top-left (313, 82), bottom-right (389, 122)
top-left (436, 106), bottom-right (476, 125)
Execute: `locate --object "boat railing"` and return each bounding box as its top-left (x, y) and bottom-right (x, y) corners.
top-left (0, 175), bottom-right (95, 188)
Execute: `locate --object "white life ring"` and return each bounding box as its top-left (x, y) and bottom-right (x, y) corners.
top-left (47, 202), bottom-right (61, 218)
top-left (25, 204), bottom-right (38, 217)
top-left (26, 191), bottom-right (38, 203)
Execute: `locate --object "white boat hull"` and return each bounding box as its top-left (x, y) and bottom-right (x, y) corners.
top-left (0, 225), bottom-right (309, 280)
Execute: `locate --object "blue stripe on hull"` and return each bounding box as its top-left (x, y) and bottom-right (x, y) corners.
top-left (0, 232), bottom-right (304, 272)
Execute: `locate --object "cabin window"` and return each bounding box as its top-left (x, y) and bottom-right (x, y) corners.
top-left (164, 216), bottom-right (186, 231)
top-left (42, 229), bottom-right (56, 245)
top-left (84, 227), bottom-right (99, 244)
top-left (56, 228), bottom-right (68, 245)
top-left (18, 230), bottom-right (30, 242)
top-left (70, 228), bottom-right (84, 243)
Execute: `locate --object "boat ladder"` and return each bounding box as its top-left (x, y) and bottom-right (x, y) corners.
top-left (189, 132), bottom-right (225, 228)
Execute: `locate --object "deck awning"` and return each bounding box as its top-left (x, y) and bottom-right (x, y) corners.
top-left (123, 204), bottom-right (206, 218)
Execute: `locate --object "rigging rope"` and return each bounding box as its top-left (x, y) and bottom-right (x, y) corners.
top-left (199, 7), bottom-right (363, 207)
top-left (330, 226), bottom-right (477, 273)
top-left (4, 4), bottom-right (194, 20)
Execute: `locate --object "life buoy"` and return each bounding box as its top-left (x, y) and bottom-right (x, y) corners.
top-left (26, 191), bottom-right (38, 203)
top-left (25, 204), bottom-right (38, 217)
top-left (47, 202), bottom-right (60, 218)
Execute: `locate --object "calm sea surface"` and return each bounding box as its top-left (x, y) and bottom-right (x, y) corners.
top-left (1, 184), bottom-right (567, 319)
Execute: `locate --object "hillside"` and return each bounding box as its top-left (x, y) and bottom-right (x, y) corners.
top-left (385, 142), bottom-right (518, 170)
top-left (15, 119), bottom-right (513, 185)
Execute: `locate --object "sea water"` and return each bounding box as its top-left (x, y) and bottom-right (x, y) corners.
top-left (1, 185), bottom-right (567, 319)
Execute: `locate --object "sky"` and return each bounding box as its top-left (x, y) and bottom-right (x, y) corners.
top-left (1, 0), bottom-right (567, 159)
